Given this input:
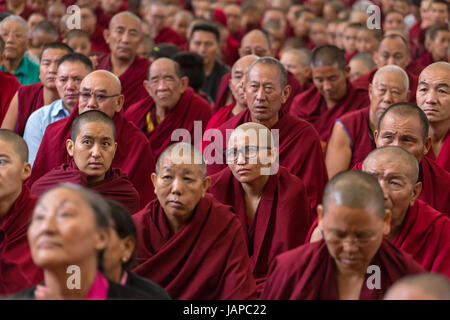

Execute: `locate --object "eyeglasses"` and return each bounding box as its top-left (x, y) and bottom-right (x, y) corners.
top-left (224, 146), bottom-right (271, 163)
top-left (79, 92), bottom-right (120, 103)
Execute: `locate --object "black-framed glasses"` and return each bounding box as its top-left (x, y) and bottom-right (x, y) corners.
top-left (224, 145), bottom-right (272, 163)
top-left (79, 91), bottom-right (120, 103)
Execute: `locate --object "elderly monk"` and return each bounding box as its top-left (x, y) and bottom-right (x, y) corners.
top-left (417, 62), bottom-right (450, 172)
top-left (31, 111), bottom-right (140, 214)
top-left (208, 122), bottom-right (312, 294)
top-left (24, 53), bottom-right (93, 166)
top-left (28, 70), bottom-right (156, 209)
top-left (205, 55), bottom-right (258, 131)
top-left (133, 142), bottom-right (257, 300)
top-left (96, 11), bottom-right (150, 110)
top-left (363, 147), bottom-right (450, 276)
top-left (125, 58), bottom-right (211, 159)
top-left (417, 26), bottom-right (450, 71)
top-left (1, 42), bottom-right (73, 136)
top-left (0, 36), bottom-right (20, 126)
top-left (384, 273), bottom-right (450, 300)
top-left (205, 57), bottom-right (327, 213)
top-left (261, 170), bottom-right (424, 300)
top-left (0, 15), bottom-right (39, 84)
top-left (290, 45), bottom-right (370, 145)
top-left (326, 65), bottom-right (410, 178)
top-left (0, 130), bottom-right (42, 296)
top-left (214, 29), bottom-right (302, 113)
top-left (353, 34), bottom-right (419, 103)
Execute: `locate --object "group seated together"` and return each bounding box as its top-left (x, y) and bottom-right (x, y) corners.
top-left (0, 0), bottom-right (449, 300)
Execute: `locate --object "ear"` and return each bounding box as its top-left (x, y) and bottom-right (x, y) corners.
top-left (423, 136), bottom-right (432, 155)
top-left (368, 83), bottom-right (373, 100)
top-left (374, 129), bottom-right (379, 142)
top-left (114, 95), bottom-right (124, 113)
top-left (103, 29), bottom-right (110, 44)
top-left (317, 204), bottom-right (324, 230)
top-left (21, 162), bottom-right (32, 181)
top-left (180, 76), bottom-right (189, 93)
top-left (383, 209), bottom-right (391, 236)
top-left (344, 65), bottom-right (350, 79)
top-left (410, 181), bottom-right (422, 206)
top-left (201, 176), bottom-right (211, 197)
top-left (112, 141), bottom-right (118, 158)
top-left (95, 227), bottom-right (110, 253)
top-left (143, 80), bottom-right (151, 95)
top-left (150, 172), bottom-right (157, 189)
top-left (269, 146), bottom-right (278, 164)
top-left (66, 139), bottom-right (74, 157)
top-left (121, 235), bottom-right (136, 263)
top-left (281, 84), bottom-right (291, 104)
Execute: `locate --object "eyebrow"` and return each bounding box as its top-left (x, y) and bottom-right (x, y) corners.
top-left (0, 153), bottom-right (11, 158)
top-left (81, 88), bottom-right (108, 93)
top-left (80, 135), bottom-right (113, 140)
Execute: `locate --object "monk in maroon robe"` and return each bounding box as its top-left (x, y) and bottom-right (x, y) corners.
top-left (290, 45), bottom-right (369, 144)
top-left (208, 123), bottom-right (312, 294)
top-left (97, 11), bottom-right (150, 110)
top-left (133, 143), bottom-right (257, 300)
top-left (31, 111), bottom-right (140, 214)
top-left (79, 6), bottom-right (110, 54)
top-left (0, 70), bottom-right (19, 125)
top-left (1, 43), bottom-right (73, 136)
top-left (362, 146), bottom-right (450, 277)
top-left (29, 70), bottom-right (156, 209)
top-left (415, 26), bottom-right (450, 72)
top-left (417, 62), bottom-right (450, 172)
top-left (325, 65), bottom-right (410, 178)
top-left (0, 130), bottom-right (42, 296)
top-left (204, 57), bottom-right (328, 213)
top-left (261, 170), bottom-right (424, 300)
top-left (124, 58), bottom-right (211, 158)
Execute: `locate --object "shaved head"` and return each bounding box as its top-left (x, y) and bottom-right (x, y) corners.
top-left (421, 61), bottom-right (450, 74)
top-left (384, 273), bottom-right (450, 300)
top-left (82, 70), bottom-right (122, 93)
top-left (230, 122), bottom-right (275, 149)
top-left (70, 110), bottom-right (117, 141)
top-left (322, 170), bottom-right (386, 218)
top-left (232, 55), bottom-right (259, 74)
top-left (109, 11), bottom-right (142, 31)
top-left (372, 65), bottom-right (409, 91)
top-left (156, 143), bottom-right (206, 179)
top-left (0, 129), bottom-right (29, 163)
top-left (311, 45), bottom-right (346, 70)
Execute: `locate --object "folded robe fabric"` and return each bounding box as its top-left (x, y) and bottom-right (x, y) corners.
top-left (16, 82), bottom-right (44, 136)
top-left (0, 186), bottom-right (43, 296)
top-left (261, 239), bottom-right (424, 300)
top-left (154, 27), bottom-right (187, 50)
top-left (0, 70), bottom-right (20, 126)
top-left (132, 194), bottom-right (257, 300)
top-left (425, 132), bottom-right (450, 172)
top-left (208, 166), bottom-right (313, 291)
top-left (125, 87), bottom-right (212, 158)
top-left (28, 105), bottom-right (156, 209)
top-left (31, 160), bottom-right (141, 214)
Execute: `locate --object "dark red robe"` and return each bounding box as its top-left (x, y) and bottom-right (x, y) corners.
top-left (31, 160), bottom-right (141, 214)
top-left (0, 70), bottom-right (20, 125)
top-left (28, 105), bottom-right (156, 209)
top-left (124, 87), bottom-right (212, 158)
top-left (0, 4), bottom-right (35, 20)
top-left (90, 26), bottom-right (110, 54)
top-left (425, 132), bottom-right (450, 172)
top-left (352, 68), bottom-right (418, 104)
top-left (208, 166), bottom-right (312, 293)
top-left (205, 101), bottom-right (236, 131)
top-left (132, 194), bottom-right (257, 300)
top-left (204, 108), bottom-right (328, 212)
top-left (260, 239), bottom-right (424, 300)
top-left (392, 200), bottom-right (450, 277)
top-left (409, 21), bottom-right (427, 59)
top-left (0, 186), bottom-right (43, 296)
top-left (154, 27), bottom-right (187, 50)
top-left (16, 82), bottom-right (44, 136)
top-left (290, 81), bottom-right (369, 143)
top-left (96, 54), bottom-right (150, 110)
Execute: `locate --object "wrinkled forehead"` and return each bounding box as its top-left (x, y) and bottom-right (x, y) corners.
top-left (242, 33), bottom-right (269, 48)
top-left (379, 38), bottom-right (408, 53)
top-left (419, 67), bottom-right (450, 85)
top-left (364, 154), bottom-right (409, 176)
top-left (81, 74), bottom-right (120, 93)
top-left (150, 60), bottom-right (176, 76)
top-left (159, 153), bottom-right (204, 175)
top-left (111, 15), bottom-right (141, 32)
top-left (1, 20), bottom-right (27, 33)
top-left (380, 113), bottom-right (422, 133)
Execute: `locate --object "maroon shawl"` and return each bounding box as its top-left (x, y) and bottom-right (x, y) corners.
top-left (208, 166), bottom-right (313, 292)
top-left (0, 186), bottom-right (43, 296)
top-left (31, 160), bottom-right (141, 214)
top-left (261, 239), bottom-right (424, 300)
top-left (125, 87), bottom-right (212, 158)
top-left (132, 194), bottom-right (257, 300)
top-left (290, 81), bottom-right (369, 143)
top-left (16, 82), bottom-right (44, 136)
top-left (204, 108), bottom-right (328, 212)
top-left (0, 70), bottom-right (20, 125)
top-left (425, 131), bottom-right (450, 172)
top-left (28, 105), bottom-right (155, 208)
top-left (154, 27), bottom-right (187, 50)
top-left (96, 54), bottom-right (150, 111)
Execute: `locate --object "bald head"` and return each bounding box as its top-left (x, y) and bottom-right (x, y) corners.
top-left (0, 129), bottom-right (29, 163)
top-left (421, 61), bottom-right (450, 75)
top-left (82, 70), bottom-right (122, 93)
top-left (156, 143), bottom-right (206, 179)
top-left (230, 122), bottom-right (275, 149)
top-left (322, 170), bottom-right (386, 218)
top-left (384, 273), bottom-right (450, 300)
top-left (372, 65), bottom-right (409, 91)
top-left (239, 29), bottom-right (272, 57)
top-left (109, 11), bottom-right (142, 31)
top-left (149, 57), bottom-right (182, 79)
top-left (311, 45), bottom-right (346, 70)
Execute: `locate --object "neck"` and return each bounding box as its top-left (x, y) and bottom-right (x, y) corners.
top-left (250, 113), bottom-right (279, 129)
top-left (87, 174), bottom-right (105, 186)
top-left (241, 175), bottom-right (270, 200)
top-left (43, 260), bottom-right (98, 299)
top-left (231, 102), bottom-right (246, 115)
top-left (0, 187), bottom-right (22, 218)
top-left (3, 56), bottom-right (23, 74)
top-left (43, 87), bottom-right (60, 106)
top-left (336, 263), bottom-right (368, 279)
top-left (63, 102), bottom-right (75, 114)
top-left (165, 212), bottom-right (191, 234)
top-left (155, 104), bottom-right (174, 122)
top-left (110, 54), bottom-right (134, 77)
top-left (204, 60), bottom-right (215, 76)
top-left (429, 120), bottom-right (450, 157)
top-left (107, 266), bottom-right (123, 283)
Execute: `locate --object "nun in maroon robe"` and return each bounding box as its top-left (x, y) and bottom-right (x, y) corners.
top-left (0, 70), bottom-right (19, 125)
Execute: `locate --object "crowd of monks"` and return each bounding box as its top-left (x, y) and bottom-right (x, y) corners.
top-left (0, 0), bottom-right (449, 300)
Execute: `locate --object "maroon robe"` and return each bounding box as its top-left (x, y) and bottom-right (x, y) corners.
top-left (28, 105), bottom-right (156, 209)
top-left (0, 70), bottom-right (20, 125)
top-left (209, 166), bottom-right (312, 293)
top-left (31, 160), bottom-right (141, 214)
top-left (16, 82), bottom-right (44, 136)
top-left (290, 81), bottom-right (369, 143)
top-left (0, 186), bottom-right (43, 296)
top-left (352, 68), bottom-right (418, 104)
top-left (154, 27), bottom-right (187, 50)
top-left (90, 26), bottom-right (110, 54)
top-left (132, 194), bottom-right (257, 300)
top-left (337, 107), bottom-right (376, 169)
top-left (260, 239), bottom-right (424, 300)
top-left (124, 87), bottom-right (212, 158)
top-left (96, 54), bottom-right (150, 110)
top-left (0, 4), bottom-right (35, 20)
top-left (213, 71), bottom-right (302, 114)
top-left (425, 132), bottom-right (450, 172)
top-left (392, 200), bottom-right (450, 277)
top-left (409, 21), bottom-right (427, 59)
top-left (204, 108), bottom-right (328, 212)
top-left (205, 101), bottom-right (235, 131)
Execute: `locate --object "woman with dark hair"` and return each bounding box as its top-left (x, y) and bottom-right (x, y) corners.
top-left (10, 183), bottom-right (152, 300)
top-left (103, 199), bottom-right (171, 300)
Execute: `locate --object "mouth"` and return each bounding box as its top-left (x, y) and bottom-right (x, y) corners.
top-left (88, 162), bottom-right (104, 169)
top-left (167, 200), bottom-right (183, 209)
top-left (339, 257), bottom-right (362, 266)
top-left (253, 105), bottom-right (268, 112)
top-left (37, 239), bottom-right (62, 249)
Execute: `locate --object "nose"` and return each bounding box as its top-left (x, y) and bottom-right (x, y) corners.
top-left (255, 85), bottom-right (265, 100)
top-left (90, 142), bottom-right (101, 158)
top-left (236, 151), bottom-right (246, 165)
top-left (86, 94), bottom-right (99, 109)
top-left (323, 80), bottom-right (332, 92)
top-left (425, 88), bottom-right (438, 104)
top-left (170, 177), bottom-right (183, 195)
top-left (342, 239), bottom-right (359, 253)
top-left (157, 79), bottom-right (168, 91)
top-left (383, 89), bottom-right (393, 103)
top-left (387, 57), bottom-right (396, 66)
top-left (48, 62), bottom-right (57, 74)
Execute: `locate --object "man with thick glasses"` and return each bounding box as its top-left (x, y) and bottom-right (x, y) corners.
top-left (261, 170), bottom-right (424, 300)
top-left (209, 122), bottom-right (312, 296)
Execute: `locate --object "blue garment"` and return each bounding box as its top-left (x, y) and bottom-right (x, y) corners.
top-left (23, 99), bottom-right (70, 166)
top-left (0, 55), bottom-right (40, 85)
